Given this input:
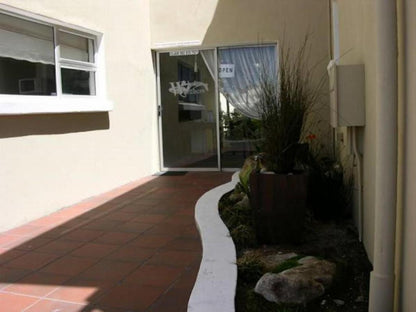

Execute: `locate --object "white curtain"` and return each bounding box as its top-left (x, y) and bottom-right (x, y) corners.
top-left (0, 13), bottom-right (54, 65)
top-left (201, 50), bottom-right (216, 80)
top-left (219, 45), bottom-right (277, 119)
top-left (59, 31), bottom-right (91, 63)
top-left (0, 13), bottom-right (91, 65)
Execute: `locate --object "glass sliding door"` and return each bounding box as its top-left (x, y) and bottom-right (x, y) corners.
top-left (158, 49), bottom-right (219, 170)
top-left (218, 45), bottom-right (277, 169)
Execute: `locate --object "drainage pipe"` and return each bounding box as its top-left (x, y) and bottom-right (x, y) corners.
top-left (368, 1), bottom-right (398, 311)
top-left (352, 127), bottom-right (363, 242)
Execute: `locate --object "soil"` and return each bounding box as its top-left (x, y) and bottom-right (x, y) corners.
top-left (221, 192), bottom-right (372, 312)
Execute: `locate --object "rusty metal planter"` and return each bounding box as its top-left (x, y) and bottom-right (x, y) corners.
top-left (249, 172), bottom-right (308, 244)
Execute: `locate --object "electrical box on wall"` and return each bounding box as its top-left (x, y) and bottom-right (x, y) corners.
top-left (328, 62), bottom-right (365, 127)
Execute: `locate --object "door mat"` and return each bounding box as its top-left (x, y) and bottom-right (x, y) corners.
top-left (153, 171), bottom-right (188, 176)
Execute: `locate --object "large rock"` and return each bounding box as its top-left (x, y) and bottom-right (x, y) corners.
top-left (262, 252), bottom-right (298, 270)
top-left (254, 256), bottom-right (336, 305)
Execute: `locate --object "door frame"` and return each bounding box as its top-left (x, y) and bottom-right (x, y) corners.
top-left (156, 43), bottom-right (278, 172)
top-left (156, 48), bottom-right (221, 172)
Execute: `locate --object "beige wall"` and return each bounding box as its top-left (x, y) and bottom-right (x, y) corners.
top-left (399, 0), bottom-right (416, 309)
top-left (336, 0), bottom-right (416, 308)
top-left (335, 0), bottom-right (377, 262)
top-left (0, 0), bottom-right (331, 232)
top-left (0, 0), bottom-right (158, 231)
top-left (152, 0), bottom-right (332, 148)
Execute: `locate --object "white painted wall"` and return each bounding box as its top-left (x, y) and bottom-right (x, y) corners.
top-left (0, 0), bottom-right (331, 232)
top-left (151, 0), bottom-right (332, 151)
top-left (0, 0), bottom-right (158, 231)
top-left (333, 0), bottom-right (377, 262)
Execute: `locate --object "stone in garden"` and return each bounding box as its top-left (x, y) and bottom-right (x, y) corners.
top-left (333, 299), bottom-right (345, 306)
top-left (262, 252), bottom-right (298, 270)
top-left (355, 295), bottom-right (365, 302)
top-left (254, 256), bottom-right (336, 305)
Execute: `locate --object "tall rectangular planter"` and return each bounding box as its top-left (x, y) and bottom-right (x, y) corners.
top-left (249, 172), bottom-right (308, 244)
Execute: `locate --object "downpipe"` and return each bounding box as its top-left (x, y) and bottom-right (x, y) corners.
top-left (368, 1), bottom-right (398, 311)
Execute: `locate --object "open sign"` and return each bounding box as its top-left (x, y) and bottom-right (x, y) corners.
top-left (219, 64), bottom-right (235, 78)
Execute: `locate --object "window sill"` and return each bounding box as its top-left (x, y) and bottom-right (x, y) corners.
top-left (0, 95), bottom-right (113, 115)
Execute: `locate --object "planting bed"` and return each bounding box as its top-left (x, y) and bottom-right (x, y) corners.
top-left (219, 190), bottom-right (372, 312)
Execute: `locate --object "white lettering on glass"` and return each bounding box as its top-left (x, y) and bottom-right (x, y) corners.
top-left (169, 50), bottom-right (199, 56)
top-left (168, 81), bottom-right (208, 97)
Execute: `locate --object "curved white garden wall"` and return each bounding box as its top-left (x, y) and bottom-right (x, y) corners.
top-left (189, 172), bottom-right (239, 312)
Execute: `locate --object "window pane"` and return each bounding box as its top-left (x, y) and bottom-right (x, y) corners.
top-left (0, 13), bottom-right (56, 95)
top-left (218, 45), bottom-right (277, 168)
top-left (61, 68), bottom-right (95, 95)
top-left (59, 31), bottom-right (94, 63)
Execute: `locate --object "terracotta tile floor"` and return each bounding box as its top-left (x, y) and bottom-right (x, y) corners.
top-left (0, 172), bottom-right (232, 312)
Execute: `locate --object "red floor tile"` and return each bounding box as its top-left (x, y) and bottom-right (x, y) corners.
top-left (30, 216), bottom-right (68, 227)
top-left (35, 239), bottom-right (85, 255)
top-left (6, 224), bottom-right (43, 237)
top-left (116, 221), bottom-right (154, 233)
top-left (0, 235), bottom-right (28, 249)
top-left (0, 172), bottom-right (232, 312)
top-left (124, 264), bottom-right (182, 287)
top-left (164, 237), bottom-right (201, 251)
top-left (0, 267), bottom-right (31, 288)
top-left (0, 248), bottom-right (27, 265)
top-left (62, 229), bottom-right (105, 242)
top-left (145, 224), bottom-right (185, 236)
top-left (173, 265), bottom-right (200, 288)
top-left (102, 212), bottom-right (137, 222)
top-left (77, 260), bottom-right (137, 282)
top-left (131, 214), bottom-right (168, 224)
top-left (147, 286), bottom-right (191, 312)
top-left (14, 237), bottom-right (53, 252)
top-left (47, 278), bottom-right (114, 304)
top-left (0, 292), bottom-right (39, 312)
top-left (4, 252), bottom-right (59, 271)
top-left (82, 220), bottom-right (125, 231)
top-left (147, 250), bottom-right (200, 267)
top-left (96, 284), bottom-right (164, 311)
top-left (24, 299), bottom-right (85, 312)
top-left (2, 272), bottom-right (71, 297)
top-left (104, 245), bottom-right (156, 263)
top-left (70, 243), bottom-right (118, 259)
top-left (0, 235), bottom-right (18, 246)
top-left (37, 226), bottom-right (71, 239)
top-left (128, 234), bottom-right (173, 249)
top-left (93, 231), bottom-right (138, 245)
top-left (40, 256), bottom-right (97, 276)
top-left (160, 215), bottom-right (195, 226)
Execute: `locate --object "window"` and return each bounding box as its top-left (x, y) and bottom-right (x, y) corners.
top-left (0, 13), bottom-right (56, 95)
top-left (0, 12), bottom-right (96, 96)
top-left (0, 6), bottom-right (111, 114)
top-left (58, 30), bottom-right (96, 95)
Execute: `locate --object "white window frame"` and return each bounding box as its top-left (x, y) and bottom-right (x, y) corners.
top-left (0, 5), bottom-right (112, 115)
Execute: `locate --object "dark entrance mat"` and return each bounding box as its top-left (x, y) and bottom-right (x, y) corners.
top-left (153, 171), bottom-right (188, 176)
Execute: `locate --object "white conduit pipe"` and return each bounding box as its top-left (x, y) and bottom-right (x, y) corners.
top-left (352, 127), bottom-right (363, 242)
top-left (368, 1), bottom-right (398, 311)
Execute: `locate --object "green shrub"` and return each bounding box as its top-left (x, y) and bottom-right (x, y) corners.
top-left (307, 157), bottom-right (352, 220)
top-left (231, 224), bottom-right (257, 249)
top-left (237, 252), bottom-right (265, 283)
top-left (271, 256), bottom-right (303, 274)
